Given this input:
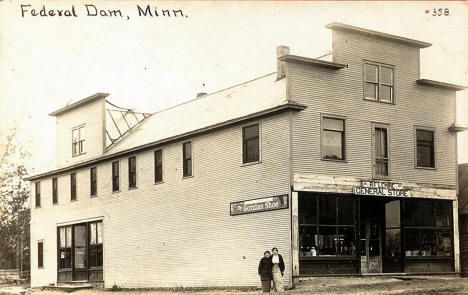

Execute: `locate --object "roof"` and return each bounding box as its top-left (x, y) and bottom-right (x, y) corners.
top-left (49, 93), bottom-right (109, 116)
top-left (325, 22), bottom-right (432, 49)
top-left (416, 79), bottom-right (467, 91)
top-left (279, 54), bottom-right (346, 69)
top-left (26, 73), bottom-right (305, 181)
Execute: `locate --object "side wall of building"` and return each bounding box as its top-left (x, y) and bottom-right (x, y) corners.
top-left (289, 29), bottom-right (457, 186)
top-left (458, 163), bottom-right (468, 275)
top-left (30, 113), bottom-right (292, 288)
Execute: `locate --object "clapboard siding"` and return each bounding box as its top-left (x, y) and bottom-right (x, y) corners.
top-left (30, 113), bottom-right (291, 288)
top-left (290, 29), bottom-right (456, 186)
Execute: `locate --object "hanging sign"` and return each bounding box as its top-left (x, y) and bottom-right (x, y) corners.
top-left (353, 180), bottom-right (412, 197)
top-left (230, 194), bottom-right (288, 216)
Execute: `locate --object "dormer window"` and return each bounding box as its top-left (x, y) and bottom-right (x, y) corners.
top-left (364, 62), bottom-right (394, 103)
top-left (72, 125), bottom-right (86, 156)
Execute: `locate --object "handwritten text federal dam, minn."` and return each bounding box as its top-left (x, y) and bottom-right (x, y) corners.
top-left (20, 4), bottom-right (188, 19)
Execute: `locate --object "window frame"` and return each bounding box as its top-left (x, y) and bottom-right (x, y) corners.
top-left (52, 177), bottom-right (58, 205)
top-left (242, 123), bottom-right (261, 165)
top-left (38, 241), bottom-right (44, 268)
top-left (183, 141), bottom-right (193, 178)
top-left (154, 149), bottom-right (163, 184)
top-left (90, 167), bottom-right (97, 197)
top-left (70, 172), bottom-right (77, 201)
top-left (35, 181), bottom-right (41, 208)
top-left (363, 61), bottom-right (395, 104)
top-left (320, 114), bottom-right (347, 162)
top-left (112, 161), bottom-right (120, 192)
top-left (372, 122), bottom-right (391, 179)
top-left (71, 124), bottom-right (86, 157)
top-left (414, 126), bottom-right (436, 170)
top-left (128, 156), bottom-right (137, 189)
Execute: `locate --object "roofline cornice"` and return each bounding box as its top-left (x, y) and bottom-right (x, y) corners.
top-left (416, 79), bottom-right (467, 91)
top-left (279, 54), bottom-right (346, 69)
top-left (325, 22), bottom-right (432, 49)
top-left (49, 93), bottom-right (109, 116)
top-left (26, 102), bottom-right (307, 181)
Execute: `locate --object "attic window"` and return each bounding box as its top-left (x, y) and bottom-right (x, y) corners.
top-left (72, 125), bottom-right (86, 156)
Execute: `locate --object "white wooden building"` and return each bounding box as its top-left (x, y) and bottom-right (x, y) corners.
top-left (26, 23), bottom-right (466, 288)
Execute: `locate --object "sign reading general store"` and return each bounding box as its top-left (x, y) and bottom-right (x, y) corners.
top-left (230, 194), bottom-right (289, 216)
top-left (353, 180), bottom-right (412, 197)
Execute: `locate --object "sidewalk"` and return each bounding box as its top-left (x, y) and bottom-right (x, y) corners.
top-left (1, 276), bottom-right (468, 295)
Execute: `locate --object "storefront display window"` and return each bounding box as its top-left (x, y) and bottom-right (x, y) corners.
top-left (299, 193), bottom-right (357, 257)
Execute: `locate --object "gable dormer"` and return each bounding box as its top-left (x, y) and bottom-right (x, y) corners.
top-left (49, 93), bottom-right (108, 168)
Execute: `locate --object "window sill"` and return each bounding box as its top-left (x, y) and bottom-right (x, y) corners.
top-left (241, 160), bottom-right (262, 167)
top-left (183, 175), bottom-right (194, 179)
top-left (35, 206), bottom-right (41, 209)
top-left (154, 181), bottom-right (164, 185)
top-left (90, 195), bottom-right (98, 198)
top-left (128, 187), bottom-right (138, 190)
top-left (38, 267), bottom-right (44, 269)
top-left (373, 175), bottom-right (391, 181)
top-left (112, 190), bottom-right (120, 194)
top-left (71, 199), bottom-right (78, 202)
top-left (321, 158), bottom-right (347, 163)
top-left (72, 152), bottom-right (87, 158)
top-left (363, 98), bottom-right (394, 105)
top-left (415, 166), bottom-right (436, 170)
top-left (52, 203), bottom-right (58, 206)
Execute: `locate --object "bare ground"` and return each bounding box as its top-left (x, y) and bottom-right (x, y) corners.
top-left (2, 276), bottom-right (468, 295)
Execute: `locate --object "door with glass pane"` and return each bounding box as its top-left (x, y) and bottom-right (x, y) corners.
top-left (360, 220), bottom-right (382, 273)
top-left (73, 224), bottom-right (88, 281)
top-left (383, 200), bottom-right (403, 273)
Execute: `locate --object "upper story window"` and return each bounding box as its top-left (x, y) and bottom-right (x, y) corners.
top-left (35, 182), bottom-right (41, 208)
top-left (52, 177), bottom-right (58, 204)
top-left (112, 161), bottom-right (119, 192)
top-left (38, 241), bottom-right (44, 268)
top-left (373, 123), bottom-right (389, 178)
top-left (416, 128), bottom-right (435, 168)
top-left (242, 124), bottom-right (260, 164)
top-left (90, 167), bottom-right (97, 196)
top-left (72, 125), bottom-right (86, 156)
top-left (322, 116), bottom-right (345, 161)
top-left (183, 142), bottom-right (192, 177)
top-left (154, 149), bottom-right (163, 183)
top-left (364, 62), bottom-right (394, 103)
top-left (128, 156), bottom-right (137, 188)
top-left (70, 172), bottom-right (77, 201)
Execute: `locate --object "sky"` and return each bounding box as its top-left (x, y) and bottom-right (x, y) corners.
top-left (0, 0), bottom-right (467, 174)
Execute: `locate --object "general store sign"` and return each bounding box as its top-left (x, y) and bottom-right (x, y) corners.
top-left (230, 194), bottom-right (288, 216)
top-left (353, 180), bottom-right (412, 197)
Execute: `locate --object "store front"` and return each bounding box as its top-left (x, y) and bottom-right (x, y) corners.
top-left (57, 220), bottom-right (103, 282)
top-left (297, 192), bottom-right (454, 275)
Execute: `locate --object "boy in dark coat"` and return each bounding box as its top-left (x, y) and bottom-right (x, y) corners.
top-left (258, 251), bottom-right (273, 293)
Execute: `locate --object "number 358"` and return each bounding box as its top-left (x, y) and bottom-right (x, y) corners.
top-left (433, 8), bottom-right (450, 16)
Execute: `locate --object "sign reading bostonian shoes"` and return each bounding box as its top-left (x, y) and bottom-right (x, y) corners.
top-left (353, 180), bottom-right (412, 197)
top-left (230, 194), bottom-right (289, 216)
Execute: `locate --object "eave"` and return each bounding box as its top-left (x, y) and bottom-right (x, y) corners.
top-left (25, 101), bottom-right (307, 181)
top-left (49, 93), bottom-right (109, 116)
top-left (448, 123), bottom-right (468, 133)
top-left (416, 79), bottom-right (467, 91)
top-left (279, 54), bottom-right (346, 69)
top-left (325, 22), bottom-right (432, 49)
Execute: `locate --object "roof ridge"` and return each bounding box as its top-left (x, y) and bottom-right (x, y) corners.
top-left (150, 72), bottom-right (277, 116)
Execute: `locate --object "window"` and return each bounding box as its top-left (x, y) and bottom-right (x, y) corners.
top-left (128, 157), bottom-right (136, 188)
top-left (298, 193), bottom-right (357, 257)
top-left (183, 142), bottom-right (192, 177)
top-left (373, 124), bottom-right (389, 177)
top-left (70, 173), bottom-right (76, 201)
top-left (52, 178), bottom-right (58, 204)
top-left (154, 149), bottom-right (163, 183)
top-left (72, 125), bottom-right (86, 156)
top-left (242, 124), bottom-right (260, 164)
top-left (364, 62), bottom-right (394, 103)
top-left (112, 161), bottom-right (119, 192)
top-left (35, 182), bottom-right (41, 208)
top-left (322, 116), bottom-right (345, 160)
top-left (416, 129), bottom-right (435, 168)
top-left (38, 241), bottom-right (44, 268)
top-left (90, 167), bottom-right (97, 196)
top-left (89, 221), bottom-right (103, 267)
top-left (58, 226), bottom-right (72, 269)
top-left (402, 199), bottom-right (452, 257)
